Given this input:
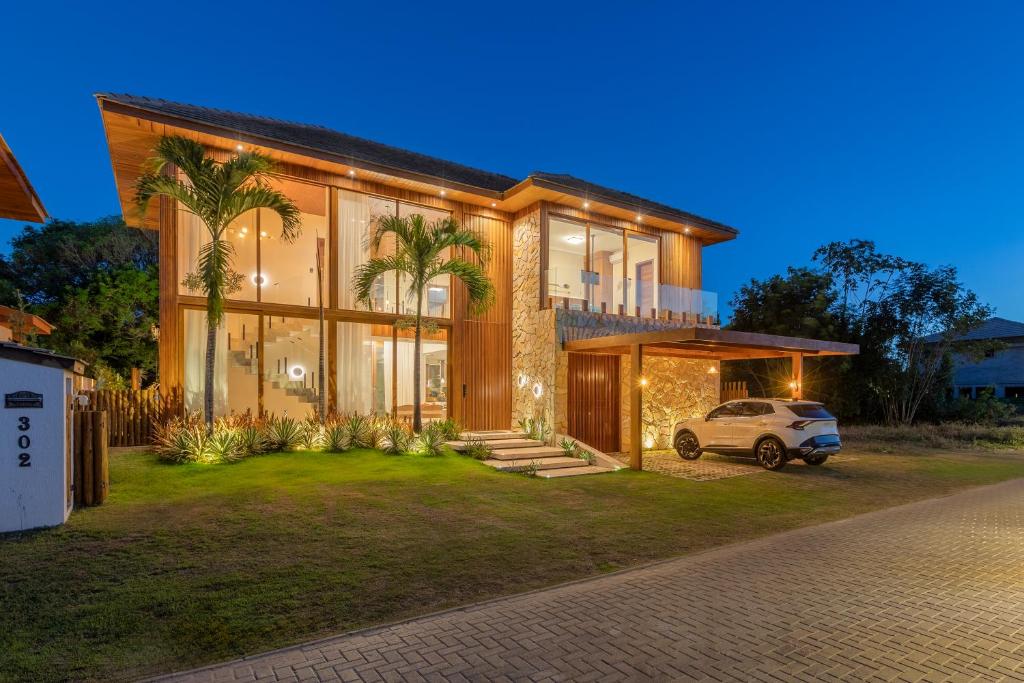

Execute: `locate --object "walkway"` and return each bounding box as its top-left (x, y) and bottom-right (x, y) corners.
top-left (161, 478), bottom-right (1024, 682)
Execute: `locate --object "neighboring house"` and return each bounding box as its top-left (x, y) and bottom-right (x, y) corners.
top-left (0, 305), bottom-right (54, 344)
top-left (96, 94), bottom-right (856, 464)
top-left (925, 317), bottom-right (1024, 399)
top-left (0, 132), bottom-right (47, 223)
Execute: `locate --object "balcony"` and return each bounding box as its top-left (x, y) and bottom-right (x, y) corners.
top-left (544, 269), bottom-right (718, 325)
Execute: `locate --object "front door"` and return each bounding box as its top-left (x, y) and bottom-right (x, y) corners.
top-left (567, 352), bottom-right (621, 452)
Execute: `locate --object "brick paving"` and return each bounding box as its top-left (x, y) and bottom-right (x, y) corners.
top-left (159, 478), bottom-right (1024, 682)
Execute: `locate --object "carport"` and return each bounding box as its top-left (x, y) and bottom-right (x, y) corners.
top-left (562, 327), bottom-right (859, 470)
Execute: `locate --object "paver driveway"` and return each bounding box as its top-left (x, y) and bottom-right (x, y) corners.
top-left (162, 478), bottom-right (1024, 682)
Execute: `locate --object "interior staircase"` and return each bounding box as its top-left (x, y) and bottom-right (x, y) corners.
top-left (447, 430), bottom-right (618, 478)
top-left (227, 319), bottom-right (321, 411)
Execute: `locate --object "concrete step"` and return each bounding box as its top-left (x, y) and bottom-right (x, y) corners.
top-left (483, 457), bottom-right (589, 472)
top-left (490, 446), bottom-right (565, 460)
top-left (460, 430), bottom-right (529, 442)
top-left (447, 438), bottom-right (542, 452)
top-left (537, 465), bottom-right (616, 478)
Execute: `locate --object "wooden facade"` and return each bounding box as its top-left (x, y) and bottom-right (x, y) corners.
top-left (96, 95), bottom-right (738, 432)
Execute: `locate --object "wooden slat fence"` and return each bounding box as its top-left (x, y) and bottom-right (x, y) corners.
top-left (74, 387), bottom-right (181, 447)
top-left (721, 381), bottom-right (748, 402)
top-left (73, 410), bottom-right (109, 507)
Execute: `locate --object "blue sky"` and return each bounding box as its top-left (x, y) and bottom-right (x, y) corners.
top-left (3, 1), bottom-right (1022, 321)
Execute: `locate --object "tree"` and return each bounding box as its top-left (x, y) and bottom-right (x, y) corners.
top-left (135, 136), bottom-right (300, 430)
top-left (728, 239), bottom-right (994, 424)
top-left (0, 217), bottom-right (159, 383)
top-left (352, 214), bottom-right (494, 432)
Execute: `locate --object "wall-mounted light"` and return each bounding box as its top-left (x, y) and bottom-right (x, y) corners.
top-left (707, 366), bottom-right (718, 375)
top-left (532, 382), bottom-right (544, 399)
top-left (290, 365), bottom-right (306, 379)
top-left (639, 376), bottom-right (649, 387)
top-left (517, 374), bottom-right (528, 389)
top-left (252, 273), bottom-right (268, 287)
top-left (788, 380), bottom-right (799, 390)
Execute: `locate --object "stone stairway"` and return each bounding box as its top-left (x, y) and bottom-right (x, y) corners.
top-left (447, 430), bottom-right (617, 478)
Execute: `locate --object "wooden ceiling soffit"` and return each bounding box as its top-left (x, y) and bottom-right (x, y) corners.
top-left (0, 133), bottom-right (47, 222)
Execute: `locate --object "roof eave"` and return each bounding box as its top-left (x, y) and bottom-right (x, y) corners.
top-left (0, 134), bottom-right (47, 223)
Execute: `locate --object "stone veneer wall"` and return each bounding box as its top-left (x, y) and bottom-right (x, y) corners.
top-left (511, 206), bottom-right (720, 449)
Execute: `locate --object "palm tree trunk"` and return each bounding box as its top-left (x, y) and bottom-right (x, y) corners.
top-left (204, 316), bottom-right (217, 433)
top-left (413, 290), bottom-right (423, 434)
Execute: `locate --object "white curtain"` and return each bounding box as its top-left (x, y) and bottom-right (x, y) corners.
top-left (338, 189), bottom-right (370, 310)
top-left (336, 322), bottom-right (373, 414)
top-left (183, 309), bottom-right (229, 416)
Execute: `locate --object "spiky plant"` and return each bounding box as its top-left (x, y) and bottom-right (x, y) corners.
top-left (381, 418), bottom-right (414, 455)
top-left (135, 136), bottom-right (300, 431)
top-left (323, 419), bottom-right (350, 453)
top-left (264, 415), bottom-right (303, 452)
top-left (153, 415), bottom-right (211, 463)
top-left (341, 413), bottom-right (373, 449)
top-left (299, 415), bottom-right (324, 450)
top-left (462, 438), bottom-right (493, 461)
top-left (352, 214), bottom-right (494, 432)
top-left (433, 417), bottom-right (462, 441)
top-left (418, 422), bottom-right (447, 456)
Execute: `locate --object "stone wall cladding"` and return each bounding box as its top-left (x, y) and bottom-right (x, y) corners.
top-left (511, 209), bottom-right (557, 431)
top-left (512, 216), bottom-right (721, 449)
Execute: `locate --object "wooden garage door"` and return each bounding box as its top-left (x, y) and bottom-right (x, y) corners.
top-left (567, 352), bottom-right (620, 452)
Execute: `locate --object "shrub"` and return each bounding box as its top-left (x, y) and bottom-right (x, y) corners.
top-left (558, 437), bottom-right (579, 458)
top-left (340, 413), bottom-right (375, 449)
top-left (462, 438), bottom-right (493, 460)
top-left (207, 428), bottom-right (243, 463)
top-left (843, 421), bottom-right (1024, 450)
top-left (938, 393), bottom-right (1017, 424)
top-left (153, 415), bottom-right (211, 464)
top-left (323, 418), bottom-right (349, 453)
top-left (517, 415), bottom-right (551, 443)
top-left (418, 422), bottom-right (447, 456)
top-left (433, 417), bottom-right (462, 441)
top-left (264, 415), bottom-right (303, 452)
top-left (299, 415), bottom-right (324, 450)
top-left (381, 418), bottom-right (413, 455)
top-left (235, 424), bottom-right (268, 458)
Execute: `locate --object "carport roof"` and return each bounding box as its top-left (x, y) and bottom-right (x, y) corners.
top-left (562, 326), bottom-right (859, 360)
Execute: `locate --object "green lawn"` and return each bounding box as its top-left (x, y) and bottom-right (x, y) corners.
top-left (3, 447), bottom-right (1024, 682)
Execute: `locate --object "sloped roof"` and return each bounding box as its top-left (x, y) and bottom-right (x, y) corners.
top-left (923, 317), bottom-right (1024, 343)
top-left (95, 94), bottom-right (738, 235)
top-left (0, 133), bottom-right (47, 223)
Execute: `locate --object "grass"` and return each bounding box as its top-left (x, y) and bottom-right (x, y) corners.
top-left (844, 421), bottom-right (1024, 451)
top-left (2, 446), bottom-right (1024, 681)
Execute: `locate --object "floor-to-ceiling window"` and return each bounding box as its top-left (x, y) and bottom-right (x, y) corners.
top-left (262, 315), bottom-right (322, 418)
top-left (259, 178), bottom-right (328, 307)
top-left (183, 309), bottom-right (260, 416)
top-left (178, 207), bottom-right (259, 302)
top-left (544, 213), bottom-right (660, 316)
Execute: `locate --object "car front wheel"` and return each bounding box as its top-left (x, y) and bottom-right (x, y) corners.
top-left (674, 431), bottom-right (701, 460)
top-left (756, 437), bottom-right (787, 470)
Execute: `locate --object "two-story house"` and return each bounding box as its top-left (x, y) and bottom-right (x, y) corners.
top-left (925, 317), bottom-right (1024, 399)
top-left (96, 94), bottom-right (856, 467)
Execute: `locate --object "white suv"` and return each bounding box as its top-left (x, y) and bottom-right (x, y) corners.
top-left (672, 399), bottom-right (842, 470)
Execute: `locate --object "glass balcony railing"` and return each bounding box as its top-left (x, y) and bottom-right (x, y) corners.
top-left (544, 269), bottom-right (718, 325)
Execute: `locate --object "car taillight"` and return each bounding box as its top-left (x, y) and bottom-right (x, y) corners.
top-left (788, 420), bottom-right (813, 430)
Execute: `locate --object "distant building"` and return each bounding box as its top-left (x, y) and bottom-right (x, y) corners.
top-left (0, 305), bottom-right (54, 344)
top-left (925, 317), bottom-right (1024, 399)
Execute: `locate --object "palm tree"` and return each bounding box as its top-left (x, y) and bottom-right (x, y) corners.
top-left (136, 136), bottom-right (301, 430)
top-left (353, 214), bottom-right (494, 432)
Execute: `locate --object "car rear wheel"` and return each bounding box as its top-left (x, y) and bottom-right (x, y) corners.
top-left (674, 431), bottom-right (701, 460)
top-left (756, 437), bottom-right (787, 470)
top-left (803, 453), bottom-right (829, 466)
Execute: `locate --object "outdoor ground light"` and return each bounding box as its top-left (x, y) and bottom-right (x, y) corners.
top-left (639, 376), bottom-right (649, 387)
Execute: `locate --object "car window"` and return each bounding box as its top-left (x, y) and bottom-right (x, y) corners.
top-left (707, 404), bottom-right (738, 419)
top-left (748, 402), bottom-right (775, 416)
top-left (734, 402), bottom-right (762, 417)
top-left (788, 403), bottom-right (834, 419)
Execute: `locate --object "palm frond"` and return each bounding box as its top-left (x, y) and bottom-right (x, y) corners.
top-left (352, 255), bottom-right (412, 310)
top-left (219, 185), bottom-right (302, 241)
top-left (370, 214), bottom-right (415, 252)
top-left (430, 258), bottom-right (495, 314)
top-left (135, 174), bottom-right (204, 221)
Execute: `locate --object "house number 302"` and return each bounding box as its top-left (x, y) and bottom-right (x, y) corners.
top-left (17, 416), bottom-right (31, 467)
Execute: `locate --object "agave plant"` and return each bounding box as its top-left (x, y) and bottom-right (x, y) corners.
top-left (153, 415), bottom-right (212, 464)
top-left (381, 418), bottom-right (413, 455)
top-left (264, 415), bottom-right (303, 452)
top-left (432, 417), bottom-right (463, 441)
top-left (340, 413), bottom-right (374, 449)
top-left (462, 438), bottom-right (493, 461)
top-left (418, 422), bottom-right (447, 456)
top-left (207, 428), bottom-right (243, 463)
top-left (299, 415), bottom-right (324, 450)
top-left (235, 424), bottom-right (269, 458)
top-left (558, 437), bottom-right (580, 458)
top-left (323, 418), bottom-right (350, 453)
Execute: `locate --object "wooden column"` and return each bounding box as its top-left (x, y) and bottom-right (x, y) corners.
top-left (791, 352), bottom-right (804, 400)
top-left (630, 343), bottom-right (643, 470)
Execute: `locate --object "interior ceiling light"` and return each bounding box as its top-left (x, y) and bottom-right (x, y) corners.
top-left (565, 234), bottom-right (585, 245)
top-left (490, 202), bottom-right (497, 207)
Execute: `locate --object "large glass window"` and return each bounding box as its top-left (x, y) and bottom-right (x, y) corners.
top-left (183, 310), bottom-right (259, 416)
top-left (398, 203), bottom-right (450, 318)
top-left (337, 190), bottom-right (398, 312)
top-left (178, 208), bottom-right (259, 302)
top-left (259, 178), bottom-right (328, 307)
top-left (335, 321), bottom-right (389, 415)
top-left (262, 315), bottom-right (322, 418)
top-left (546, 217), bottom-right (587, 308)
top-left (394, 327), bottom-right (448, 423)
top-left (626, 234), bottom-right (659, 317)
top-left (589, 226), bottom-right (623, 314)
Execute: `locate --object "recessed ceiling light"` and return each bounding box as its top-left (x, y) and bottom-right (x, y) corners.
top-left (636, 215), bottom-right (643, 222)
top-left (235, 144), bottom-right (244, 152)
top-left (583, 202), bottom-right (590, 209)
top-left (684, 227), bottom-right (691, 234)
top-left (347, 169), bottom-right (356, 177)
top-left (490, 202), bottom-right (497, 207)
top-left (439, 190), bottom-right (447, 197)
